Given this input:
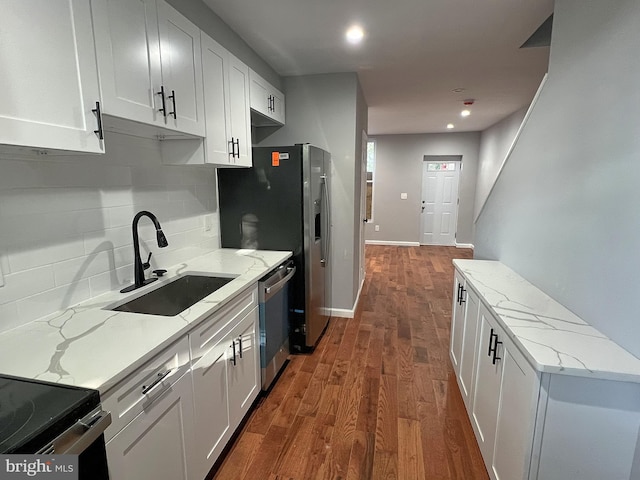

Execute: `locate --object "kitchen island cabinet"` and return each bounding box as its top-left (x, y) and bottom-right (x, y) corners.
top-left (0, 0), bottom-right (104, 153)
top-left (452, 260), bottom-right (640, 480)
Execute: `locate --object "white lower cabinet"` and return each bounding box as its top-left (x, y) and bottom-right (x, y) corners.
top-left (106, 369), bottom-right (196, 480)
top-left (449, 269), bottom-right (466, 373)
top-left (471, 304), bottom-right (538, 480)
top-left (452, 266), bottom-right (640, 480)
top-left (104, 286), bottom-right (261, 480)
top-left (190, 287), bottom-right (259, 479)
top-left (227, 309), bottom-right (260, 427)
top-left (458, 286), bottom-right (480, 410)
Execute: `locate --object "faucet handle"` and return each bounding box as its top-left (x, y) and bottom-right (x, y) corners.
top-left (143, 252), bottom-right (152, 270)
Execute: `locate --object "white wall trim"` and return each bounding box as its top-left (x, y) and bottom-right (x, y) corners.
top-left (456, 243), bottom-right (474, 249)
top-left (474, 73), bottom-right (548, 224)
top-left (330, 276), bottom-right (365, 319)
top-left (365, 240), bottom-right (420, 247)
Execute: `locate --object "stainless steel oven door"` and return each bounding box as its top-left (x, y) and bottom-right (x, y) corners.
top-left (37, 407), bottom-right (111, 479)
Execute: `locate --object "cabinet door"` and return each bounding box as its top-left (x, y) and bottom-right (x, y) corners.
top-left (0, 0), bottom-right (103, 153)
top-left (492, 345), bottom-right (538, 480)
top-left (270, 89), bottom-right (286, 124)
top-left (471, 304), bottom-right (503, 467)
top-left (92, 0), bottom-right (163, 127)
top-left (228, 308), bottom-right (260, 426)
top-left (201, 32), bottom-right (232, 165)
top-left (157, 0), bottom-right (205, 136)
top-left (459, 287), bottom-right (480, 410)
top-left (450, 269), bottom-right (466, 373)
top-left (249, 74), bottom-right (270, 117)
top-left (191, 329), bottom-right (232, 480)
top-left (227, 54), bottom-right (252, 167)
top-left (106, 371), bottom-right (196, 480)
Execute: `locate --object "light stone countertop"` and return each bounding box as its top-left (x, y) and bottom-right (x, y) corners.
top-left (0, 248), bottom-right (292, 394)
top-left (454, 259), bottom-right (640, 383)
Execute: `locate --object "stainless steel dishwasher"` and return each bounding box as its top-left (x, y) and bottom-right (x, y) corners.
top-left (259, 259), bottom-right (296, 390)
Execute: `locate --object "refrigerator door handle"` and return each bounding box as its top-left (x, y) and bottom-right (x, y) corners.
top-left (320, 175), bottom-right (330, 267)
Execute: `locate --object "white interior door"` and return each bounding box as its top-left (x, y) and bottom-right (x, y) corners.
top-left (420, 158), bottom-right (461, 246)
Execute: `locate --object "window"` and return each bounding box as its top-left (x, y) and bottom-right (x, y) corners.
top-left (366, 140), bottom-right (375, 221)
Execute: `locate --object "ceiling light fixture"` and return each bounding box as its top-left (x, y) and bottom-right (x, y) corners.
top-left (461, 109), bottom-right (471, 117)
top-left (447, 123), bottom-right (454, 129)
top-left (346, 25), bottom-right (364, 44)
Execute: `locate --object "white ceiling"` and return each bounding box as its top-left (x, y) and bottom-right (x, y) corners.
top-left (202, 0), bottom-right (554, 135)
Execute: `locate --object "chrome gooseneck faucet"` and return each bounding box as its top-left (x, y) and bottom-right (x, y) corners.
top-left (120, 211), bottom-right (169, 293)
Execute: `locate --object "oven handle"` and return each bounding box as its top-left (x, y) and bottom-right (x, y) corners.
top-left (37, 407), bottom-right (112, 456)
top-left (263, 265), bottom-right (296, 300)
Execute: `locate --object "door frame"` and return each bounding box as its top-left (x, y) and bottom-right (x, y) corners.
top-left (419, 155), bottom-right (462, 246)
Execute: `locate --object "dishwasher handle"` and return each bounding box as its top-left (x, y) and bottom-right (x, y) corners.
top-left (263, 265), bottom-right (296, 301)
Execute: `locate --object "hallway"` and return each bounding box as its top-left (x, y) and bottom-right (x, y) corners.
top-left (212, 245), bottom-right (487, 479)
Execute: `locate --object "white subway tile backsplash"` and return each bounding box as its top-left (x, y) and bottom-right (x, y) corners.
top-left (0, 303), bottom-right (21, 333)
top-left (83, 226), bottom-right (132, 254)
top-left (0, 132), bottom-right (220, 331)
top-left (0, 266), bottom-right (55, 305)
top-left (53, 251), bottom-right (118, 287)
top-left (8, 239), bottom-right (86, 273)
top-left (88, 265), bottom-right (132, 298)
top-left (100, 189), bottom-right (134, 208)
top-left (0, 159), bottom-right (41, 189)
top-left (16, 280), bottom-right (91, 325)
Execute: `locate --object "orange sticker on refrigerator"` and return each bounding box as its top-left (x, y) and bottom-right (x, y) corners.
top-left (272, 152), bottom-right (280, 166)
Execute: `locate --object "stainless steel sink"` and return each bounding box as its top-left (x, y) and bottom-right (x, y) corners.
top-left (111, 275), bottom-right (235, 316)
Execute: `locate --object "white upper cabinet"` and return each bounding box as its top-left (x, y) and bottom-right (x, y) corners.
top-left (226, 55), bottom-right (252, 166)
top-left (92, 0), bottom-right (205, 137)
top-left (201, 33), bottom-right (252, 167)
top-left (157, 1), bottom-right (205, 136)
top-left (249, 69), bottom-right (285, 125)
top-left (92, 0), bottom-right (162, 127)
top-left (0, 0), bottom-right (104, 153)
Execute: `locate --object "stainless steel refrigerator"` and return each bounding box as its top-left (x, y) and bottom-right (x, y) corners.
top-left (217, 144), bottom-right (331, 352)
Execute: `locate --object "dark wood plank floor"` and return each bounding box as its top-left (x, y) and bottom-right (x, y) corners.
top-left (212, 245), bottom-right (488, 480)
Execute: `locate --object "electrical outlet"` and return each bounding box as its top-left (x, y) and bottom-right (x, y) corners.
top-left (400, 192), bottom-right (408, 200)
top-left (375, 225), bottom-right (380, 232)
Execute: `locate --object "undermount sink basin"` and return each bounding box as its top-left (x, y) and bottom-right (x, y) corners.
top-left (111, 275), bottom-right (235, 316)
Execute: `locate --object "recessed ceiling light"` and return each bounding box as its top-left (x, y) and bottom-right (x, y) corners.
top-left (461, 109), bottom-right (471, 117)
top-left (453, 88), bottom-right (465, 93)
top-left (447, 123), bottom-right (455, 129)
top-left (346, 25), bottom-right (364, 44)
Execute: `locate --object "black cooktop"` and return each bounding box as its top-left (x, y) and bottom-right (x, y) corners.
top-left (0, 374), bottom-right (100, 454)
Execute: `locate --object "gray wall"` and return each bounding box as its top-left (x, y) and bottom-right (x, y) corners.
top-left (166, 0), bottom-right (282, 89)
top-left (475, 107), bottom-right (528, 220)
top-left (365, 133), bottom-right (480, 245)
top-left (255, 73), bottom-right (367, 312)
top-left (475, 0), bottom-right (640, 358)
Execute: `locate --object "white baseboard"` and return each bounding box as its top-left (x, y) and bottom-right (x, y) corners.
top-left (456, 243), bottom-right (474, 249)
top-left (330, 277), bottom-right (365, 319)
top-left (365, 240), bottom-right (420, 247)
top-left (331, 308), bottom-right (356, 318)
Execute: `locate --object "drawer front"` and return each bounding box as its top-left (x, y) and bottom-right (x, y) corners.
top-left (190, 287), bottom-right (258, 364)
top-left (102, 336), bottom-right (191, 441)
